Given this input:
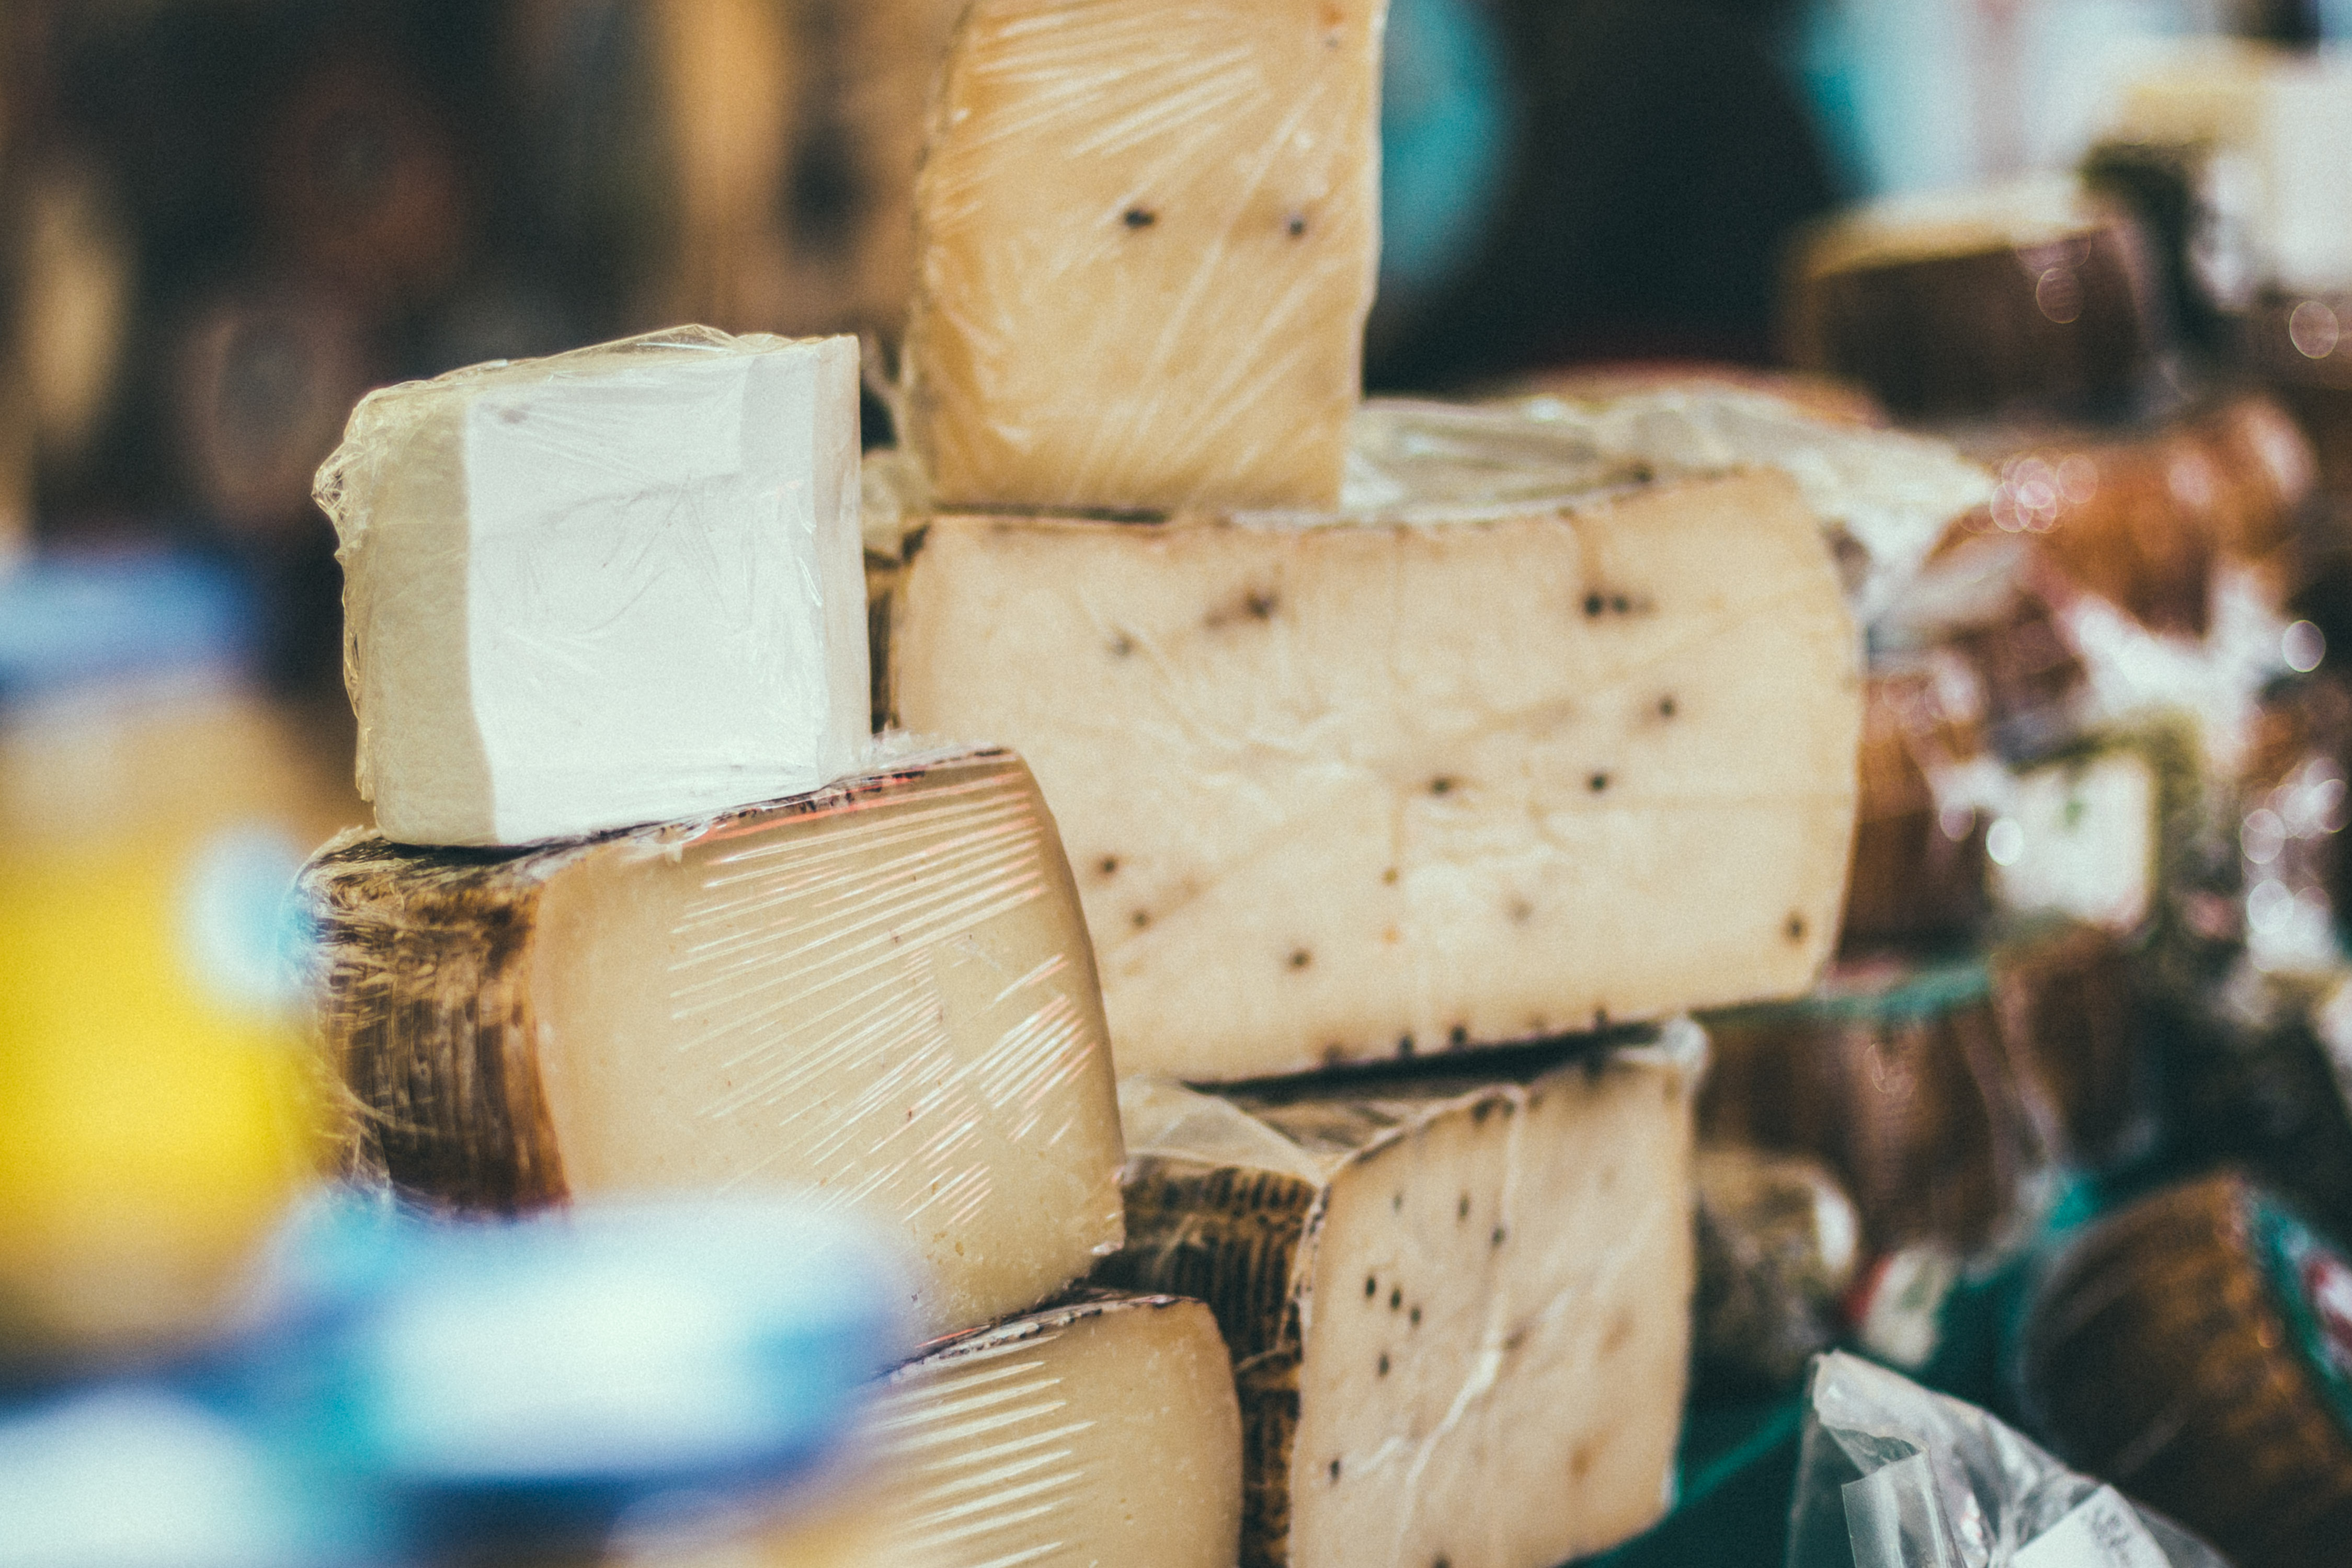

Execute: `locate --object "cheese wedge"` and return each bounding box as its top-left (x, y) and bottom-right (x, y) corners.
top-left (893, 462), bottom-right (1861, 1082)
top-left (1099, 1025), bottom-right (1701, 1568)
top-left (296, 746), bottom-right (1124, 1342)
top-left (900, 0), bottom-right (1384, 511)
top-left (634, 1291), bottom-right (1242, 1568)
top-left (315, 326), bottom-right (866, 846)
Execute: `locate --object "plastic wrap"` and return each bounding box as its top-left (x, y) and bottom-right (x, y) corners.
top-left (1790, 1352), bottom-right (2226, 1568)
top-left (2021, 1173), bottom-right (2352, 1567)
top-left (893, 443), bottom-right (1861, 1083)
top-left (899, 0), bottom-right (1384, 512)
top-left (1097, 1023), bottom-right (1703, 1568)
top-left (314, 325), bottom-right (867, 848)
top-left (1702, 956), bottom-right (2057, 1255)
top-left (1782, 178), bottom-right (2160, 420)
top-left (295, 741), bottom-right (1125, 1343)
top-left (1692, 1144), bottom-right (1863, 1394)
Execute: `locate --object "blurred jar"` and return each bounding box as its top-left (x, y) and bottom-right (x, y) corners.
top-left (0, 551), bottom-right (358, 1362)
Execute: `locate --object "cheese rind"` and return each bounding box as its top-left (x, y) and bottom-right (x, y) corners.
top-left (316, 326), bottom-right (867, 847)
top-left (296, 746), bottom-right (1124, 1342)
top-left (1100, 1026), bottom-right (1701, 1568)
top-left (901, 0), bottom-right (1383, 512)
top-left (893, 470), bottom-right (1861, 1081)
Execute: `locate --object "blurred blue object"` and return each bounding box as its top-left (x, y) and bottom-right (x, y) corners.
top-left (0, 1384), bottom-right (389, 1568)
top-left (1380, 0), bottom-right (1512, 297)
top-left (0, 549), bottom-right (256, 706)
top-left (230, 1191), bottom-right (912, 1550)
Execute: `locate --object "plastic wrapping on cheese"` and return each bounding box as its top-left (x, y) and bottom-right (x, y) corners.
top-left (1783, 177), bottom-right (2160, 420)
top-left (315, 325), bottom-right (867, 847)
top-left (633, 1290), bottom-right (1243, 1568)
top-left (893, 448), bottom-right (1863, 1083)
top-left (2020, 1174), bottom-right (2352, 1568)
top-left (295, 742), bottom-right (1125, 1343)
top-left (1791, 1352), bottom-right (2226, 1568)
top-left (900, 0), bottom-right (1384, 512)
top-left (1097, 1022), bottom-right (1702, 1568)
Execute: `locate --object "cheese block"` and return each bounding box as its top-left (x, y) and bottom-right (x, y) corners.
top-left (315, 326), bottom-right (866, 847)
top-left (295, 745), bottom-right (1124, 1342)
top-left (1784, 178), bottom-right (2159, 419)
top-left (1098, 1024), bottom-right (1702, 1568)
top-left (1989, 729), bottom-right (2193, 938)
top-left (626, 1290), bottom-right (1243, 1568)
top-left (1701, 956), bottom-right (2050, 1253)
top-left (1841, 668), bottom-right (1992, 947)
top-left (2020, 1173), bottom-right (2352, 1568)
top-left (1932, 391), bottom-right (2314, 637)
top-left (900, 0), bottom-right (1383, 512)
top-left (2104, 41), bottom-right (2352, 297)
top-left (1987, 921), bottom-right (2145, 1170)
top-left (1692, 1143), bottom-right (1861, 1394)
top-left (892, 462), bottom-right (1861, 1082)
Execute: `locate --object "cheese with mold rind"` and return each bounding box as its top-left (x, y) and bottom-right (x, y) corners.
top-left (316, 326), bottom-right (867, 847)
top-left (901, 0), bottom-right (1384, 512)
top-left (893, 468), bottom-right (1861, 1082)
top-left (296, 745), bottom-right (1124, 1342)
top-left (1100, 1025), bottom-right (1701, 1568)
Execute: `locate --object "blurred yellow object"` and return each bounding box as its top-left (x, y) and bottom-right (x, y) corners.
top-left (0, 682), bottom-right (361, 1357)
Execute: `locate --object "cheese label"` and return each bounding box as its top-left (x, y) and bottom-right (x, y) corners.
top-left (2256, 1197), bottom-right (2352, 1441)
top-left (2011, 1487), bottom-right (2167, 1568)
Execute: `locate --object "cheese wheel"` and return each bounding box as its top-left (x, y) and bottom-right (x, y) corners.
top-left (1786, 179), bottom-right (2160, 419)
top-left (1701, 956), bottom-right (2050, 1253)
top-left (2021, 1173), bottom-right (2352, 1568)
top-left (1841, 668), bottom-right (1991, 947)
top-left (2243, 291), bottom-right (2352, 496)
top-left (1099, 1028), bottom-right (1700, 1568)
top-left (1692, 1143), bottom-right (1862, 1393)
top-left (296, 745), bottom-right (1125, 1343)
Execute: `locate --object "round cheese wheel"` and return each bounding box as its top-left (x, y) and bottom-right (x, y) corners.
top-left (2022, 1172), bottom-right (2352, 1568)
top-left (1785, 180), bottom-right (2161, 419)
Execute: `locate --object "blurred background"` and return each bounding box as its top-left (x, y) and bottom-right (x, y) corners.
top-left (8, 1), bottom-right (2352, 1562)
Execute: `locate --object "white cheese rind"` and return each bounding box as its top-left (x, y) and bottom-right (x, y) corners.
top-left (298, 746), bottom-right (1124, 1342)
top-left (893, 471), bottom-right (1862, 1082)
top-left (901, 0), bottom-right (1384, 512)
top-left (317, 326), bottom-right (867, 847)
top-left (1102, 1025), bottom-right (1703, 1568)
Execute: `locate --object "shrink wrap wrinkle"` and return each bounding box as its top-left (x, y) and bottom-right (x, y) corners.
top-left (902, 0), bottom-right (1386, 512)
top-left (298, 744), bottom-right (1125, 1342)
top-left (316, 326), bottom-right (867, 847)
top-left (1102, 1024), bottom-right (1702, 1568)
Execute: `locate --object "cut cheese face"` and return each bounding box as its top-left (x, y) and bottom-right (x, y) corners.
top-left (893, 468), bottom-right (1861, 1082)
top-left (296, 746), bottom-right (1124, 1342)
top-left (643, 1292), bottom-right (1242, 1568)
top-left (1103, 1025), bottom-right (1701, 1568)
top-left (317, 326), bottom-right (867, 846)
top-left (901, 0), bottom-right (1383, 512)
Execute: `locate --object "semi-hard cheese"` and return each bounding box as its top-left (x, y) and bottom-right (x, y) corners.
top-left (893, 460), bottom-right (1861, 1082)
top-left (637, 1291), bottom-right (1242, 1568)
top-left (900, 0), bottom-right (1384, 512)
top-left (316, 326), bottom-right (867, 847)
top-left (1099, 1025), bottom-right (1701, 1568)
top-left (296, 745), bottom-right (1123, 1342)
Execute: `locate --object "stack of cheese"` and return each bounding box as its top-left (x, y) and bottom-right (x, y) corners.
top-left (291, 2), bottom-right (1997, 1563)
top-left (297, 327), bottom-right (1244, 1565)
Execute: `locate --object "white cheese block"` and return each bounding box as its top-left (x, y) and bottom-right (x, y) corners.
top-left (632, 1291), bottom-right (1242, 1568)
top-left (1989, 736), bottom-right (2175, 935)
top-left (296, 745), bottom-right (1124, 1342)
top-left (900, 0), bottom-right (1384, 512)
top-left (315, 326), bottom-right (867, 847)
top-left (1101, 1024), bottom-right (1702, 1568)
top-left (892, 460), bottom-right (1862, 1082)
top-left (2107, 41), bottom-right (2352, 295)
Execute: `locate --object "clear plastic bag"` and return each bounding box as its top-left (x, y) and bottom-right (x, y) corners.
top-left (1789, 1352), bottom-right (2228, 1568)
